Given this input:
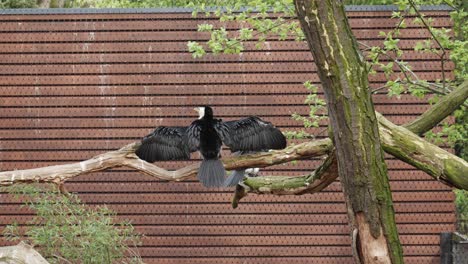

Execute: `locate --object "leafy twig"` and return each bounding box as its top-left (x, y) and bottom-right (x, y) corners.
top-left (407, 0), bottom-right (448, 90)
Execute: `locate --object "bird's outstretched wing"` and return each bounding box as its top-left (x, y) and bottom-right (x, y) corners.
top-left (186, 120), bottom-right (202, 152)
top-left (215, 116), bottom-right (286, 152)
top-left (136, 126), bottom-right (192, 162)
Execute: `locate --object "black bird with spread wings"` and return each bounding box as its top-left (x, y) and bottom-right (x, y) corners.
top-left (135, 106), bottom-right (286, 187)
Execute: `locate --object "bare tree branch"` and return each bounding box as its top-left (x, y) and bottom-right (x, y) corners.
top-left (234, 109), bottom-right (468, 206)
top-left (221, 138), bottom-right (333, 169)
top-left (0, 143), bottom-right (140, 186)
top-left (404, 79), bottom-right (468, 135)
top-left (407, 0), bottom-right (449, 90)
top-left (232, 151), bottom-right (338, 208)
top-left (378, 112), bottom-right (468, 189)
top-left (1, 107), bottom-right (466, 200)
top-left (0, 242), bottom-right (50, 264)
top-left (0, 139), bottom-right (333, 187)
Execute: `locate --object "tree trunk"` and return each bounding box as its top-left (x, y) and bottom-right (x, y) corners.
top-left (294, 0), bottom-right (403, 263)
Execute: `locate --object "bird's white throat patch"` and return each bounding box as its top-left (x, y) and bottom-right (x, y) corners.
top-left (196, 107), bottom-right (205, 119)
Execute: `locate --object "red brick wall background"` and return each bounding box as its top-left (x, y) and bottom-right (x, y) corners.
top-left (0, 7), bottom-right (455, 263)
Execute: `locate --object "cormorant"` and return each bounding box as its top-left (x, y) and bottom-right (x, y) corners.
top-left (135, 106), bottom-right (287, 187)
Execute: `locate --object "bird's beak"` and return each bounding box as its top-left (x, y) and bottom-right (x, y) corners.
top-left (193, 107), bottom-right (199, 114)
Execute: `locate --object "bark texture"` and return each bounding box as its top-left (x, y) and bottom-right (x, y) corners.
top-left (232, 113), bottom-right (468, 206)
top-left (0, 139), bottom-right (333, 186)
top-left (0, 242), bottom-right (49, 264)
top-left (405, 79), bottom-right (468, 135)
top-left (232, 151), bottom-right (338, 208)
top-left (294, 0), bottom-right (402, 263)
top-left (378, 113), bottom-right (468, 189)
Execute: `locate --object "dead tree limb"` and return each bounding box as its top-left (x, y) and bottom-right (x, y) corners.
top-left (0, 97), bottom-right (466, 194)
top-left (234, 114), bottom-right (468, 204)
top-left (0, 139), bottom-right (333, 187)
top-left (1, 114), bottom-right (467, 193)
top-left (0, 242), bottom-right (49, 264)
top-left (235, 107), bottom-right (468, 204)
top-left (0, 143), bottom-right (140, 186)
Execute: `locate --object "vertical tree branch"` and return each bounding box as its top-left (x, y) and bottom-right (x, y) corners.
top-left (407, 0), bottom-right (448, 90)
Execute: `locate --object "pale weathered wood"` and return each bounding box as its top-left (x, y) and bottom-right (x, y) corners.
top-left (0, 242), bottom-right (50, 264)
top-left (0, 139), bottom-right (333, 186)
top-left (1, 115), bottom-right (466, 194)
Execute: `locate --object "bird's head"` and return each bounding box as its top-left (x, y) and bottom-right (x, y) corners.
top-left (193, 106), bottom-right (213, 119)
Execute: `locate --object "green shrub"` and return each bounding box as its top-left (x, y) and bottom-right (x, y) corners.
top-left (455, 110), bottom-right (468, 234)
top-left (455, 189), bottom-right (468, 234)
top-left (0, 0), bottom-right (37, 8)
top-left (2, 184), bottom-right (142, 264)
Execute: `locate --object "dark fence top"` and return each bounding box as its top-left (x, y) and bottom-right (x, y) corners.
top-left (0, 5), bottom-right (453, 15)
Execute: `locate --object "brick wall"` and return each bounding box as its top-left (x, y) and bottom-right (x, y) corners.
top-left (0, 7), bottom-right (455, 263)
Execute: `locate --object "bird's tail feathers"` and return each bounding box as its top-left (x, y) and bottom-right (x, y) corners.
top-left (223, 170), bottom-right (246, 187)
top-left (198, 159), bottom-right (226, 187)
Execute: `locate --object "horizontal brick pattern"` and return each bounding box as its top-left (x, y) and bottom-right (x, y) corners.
top-left (0, 9), bottom-right (455, 263)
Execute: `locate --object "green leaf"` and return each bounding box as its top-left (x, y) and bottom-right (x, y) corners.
top-left (255, 42), bottom-right (264, 49)
top-left (383, 38), bottom-right (400, 51)
top-left (414, 41), bottom-right (425, 51)
top-left (1, 184), bottom-right (142, 263)
top-left (381, 62), bottom-right (394, 78)
top-left (197, 23), bottom-right (214, 32)
top-left (239, 28), bottom-right (253, 41)
top-left (187, 41), bottom-right (206, 58)
top-left (391, 11), bottom-right (401, 19)
top-left (386, 80), bottom-right (404, 97)
top-left (399, 19), bottom-right (407, 29)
